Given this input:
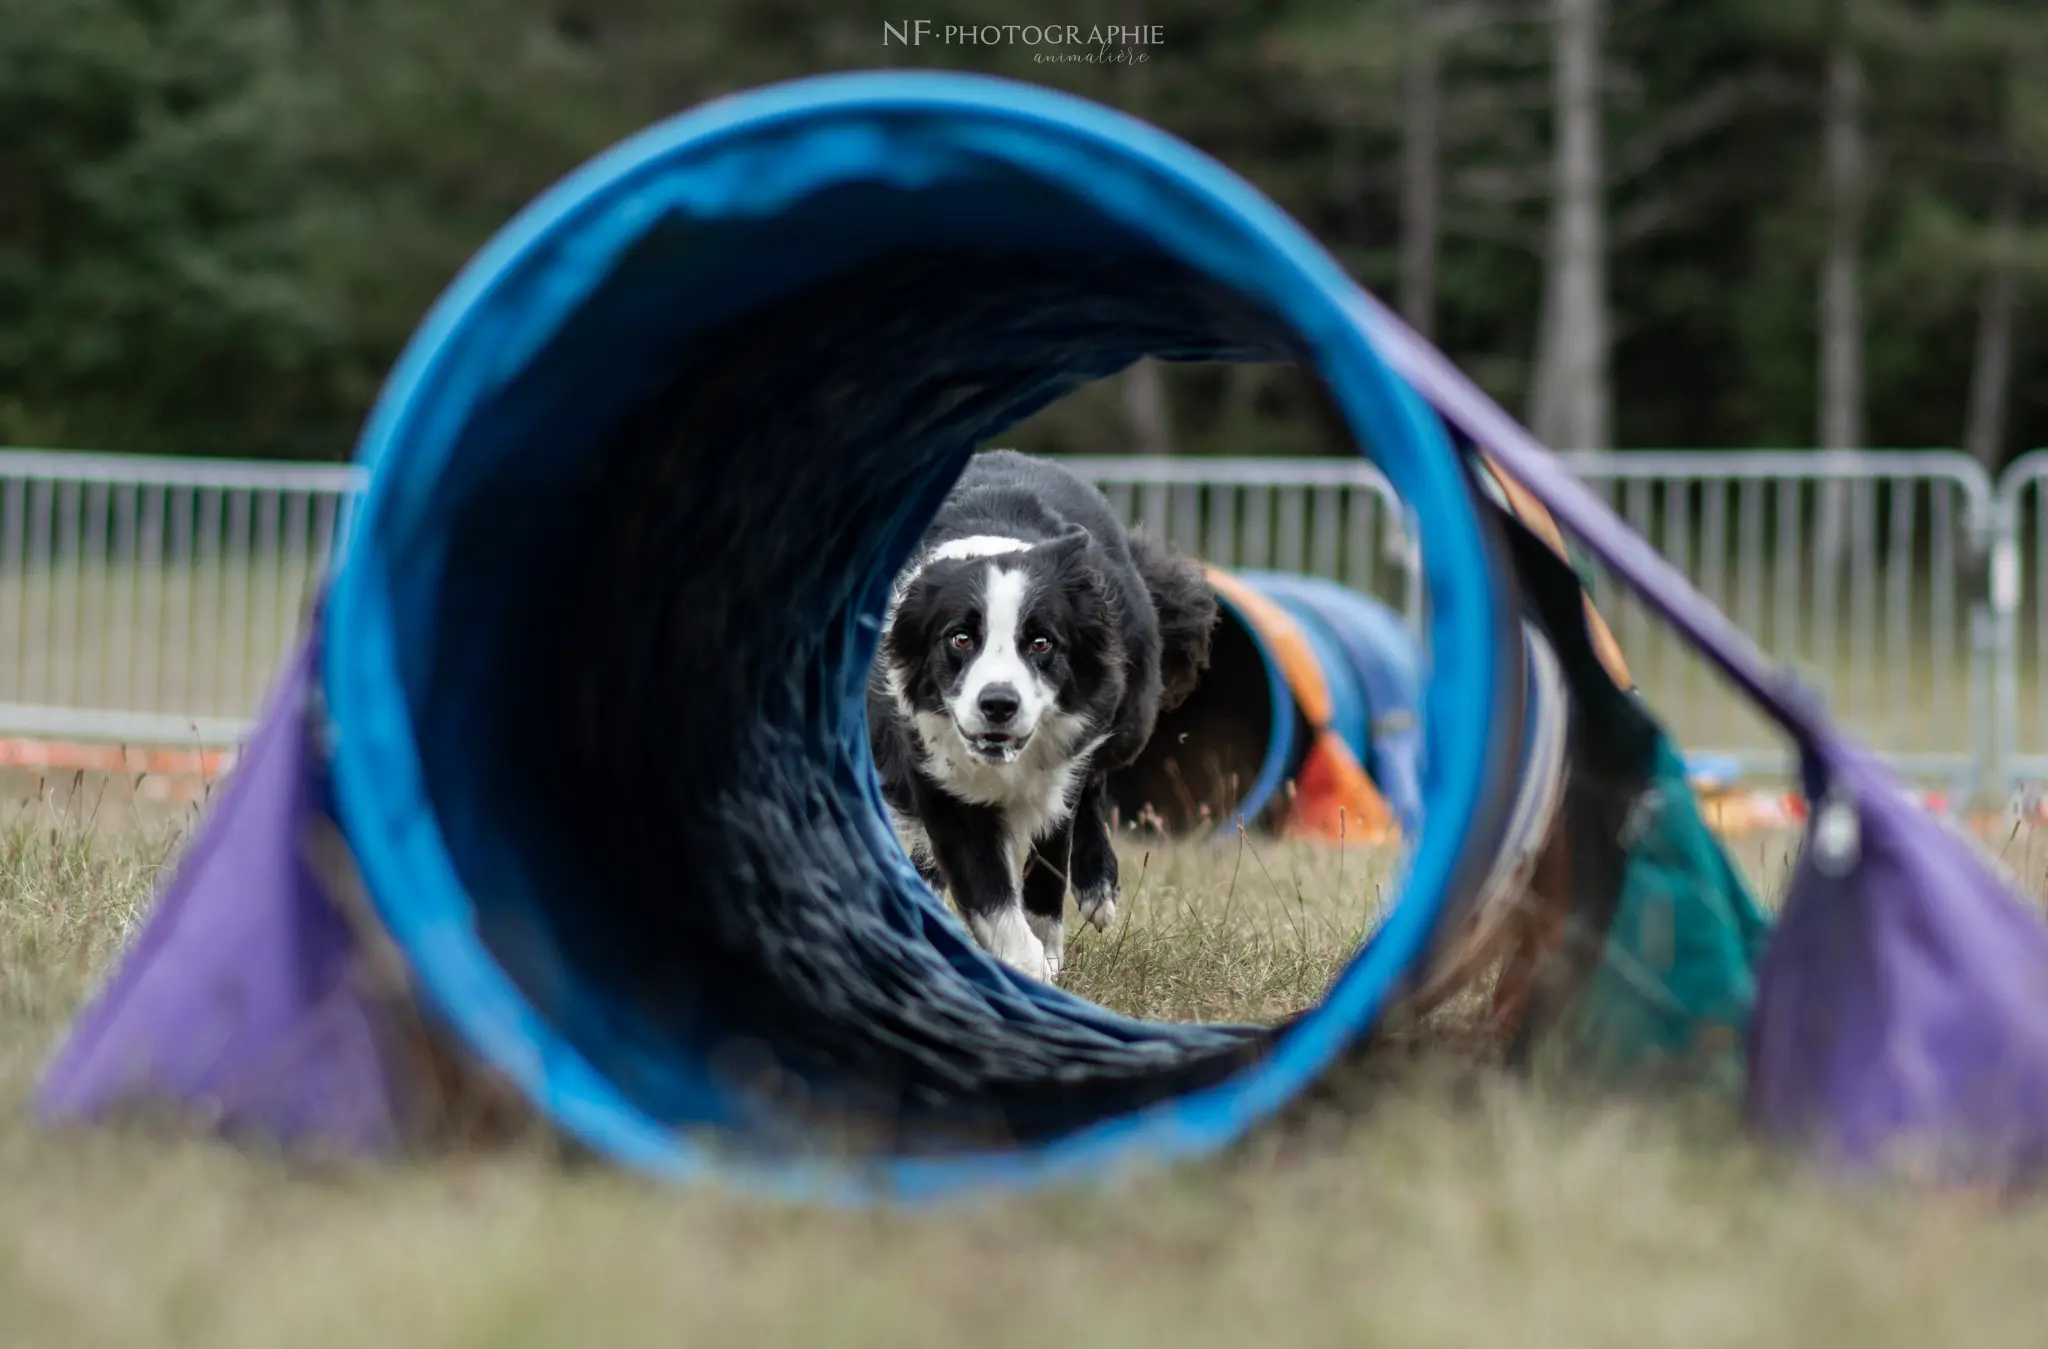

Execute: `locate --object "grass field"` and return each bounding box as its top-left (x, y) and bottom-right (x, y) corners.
top-left (5, 773), bottom-right (2048, 1348)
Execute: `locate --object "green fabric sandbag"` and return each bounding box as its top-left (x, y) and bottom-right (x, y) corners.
top-left (1476, 477), bottom-right (1773, 1097)
top-left (1537, 732), bottom-right (1775, 1094)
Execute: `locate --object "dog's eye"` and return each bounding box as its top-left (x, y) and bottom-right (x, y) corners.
top-left (948, 631), bottom-right (974, 651)
top-left (1027, 635), bottom-right (1053, 655)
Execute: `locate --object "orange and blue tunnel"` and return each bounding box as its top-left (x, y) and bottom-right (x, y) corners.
top-left (1110, 567), bottom-right (1423, 847)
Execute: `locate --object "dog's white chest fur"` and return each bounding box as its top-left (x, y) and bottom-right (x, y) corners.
top-left (911, 708), bottom-right (1093, 856)
top-left (910, 712), bottom-right (1106, 983)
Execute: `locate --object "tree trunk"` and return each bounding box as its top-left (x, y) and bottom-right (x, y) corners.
top-left (1964, 158), bottom-right (2024, 472)
top-left (1122, 360), bottom-right (1174, 458)
top-left (1813, 18), bottom-right (1866, 570)
top-left (1531, 0), bottom-right (1609, 451)
top-left (1818, 34), bottom-right (1866, 451)
top-left (1117, 0), bottom-right (1172, 458)
top-left (1400, 0), bottom-right (1443, 341)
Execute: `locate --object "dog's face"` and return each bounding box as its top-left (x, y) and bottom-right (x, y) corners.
top-left (883, 532), bottom-right (1122, 767)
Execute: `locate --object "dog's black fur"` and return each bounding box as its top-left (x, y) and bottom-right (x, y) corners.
top-left (868, 449), bottom-right (1217, 978)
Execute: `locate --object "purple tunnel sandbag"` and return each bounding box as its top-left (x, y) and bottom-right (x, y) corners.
top-left (35, 633), bottom-right (402, 1151)
top-left (1749, 754), bottom-right (2048, 1184)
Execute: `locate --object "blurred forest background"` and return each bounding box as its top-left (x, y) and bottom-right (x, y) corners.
top-left (3, 0), bottom-right (2046, 465)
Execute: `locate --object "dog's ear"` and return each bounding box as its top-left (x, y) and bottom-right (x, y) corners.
top-left (1038, 527), bottom-right (1114, 603)
top-left (880, 566), bottom-right (942, 657)
top-left (1129, 532), bottom-right (1218, 712)
top-left (1036, 526), bottom-right (1093, 566)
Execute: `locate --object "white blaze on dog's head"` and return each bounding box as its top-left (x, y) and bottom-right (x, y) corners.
top-left (882, 537), bottom-right (1027, 704)
top-left (929, 535), bottom-right (1032, 565)
top-left (880, 534), bottom-right (1030, 654)
top-left (948, 562), bottom-right (1059, 764)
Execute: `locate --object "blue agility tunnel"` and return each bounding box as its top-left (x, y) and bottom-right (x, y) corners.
top-left (41, 71), bottom-right (1536, 1201)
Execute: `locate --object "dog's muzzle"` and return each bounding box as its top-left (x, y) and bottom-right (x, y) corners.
top-left (964, 728), bottom-right (1030, 764)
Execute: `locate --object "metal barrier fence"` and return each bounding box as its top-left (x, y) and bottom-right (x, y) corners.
top-left (1058, 455), bottom-right (1424, 619)
top-left (1994, 450), bottom-right (2048, 789)
top-left (0, 444), bottom-right (2034, 799)
top-left (1561, 451), bottom-right (1996, 787)
top-left (0, 450), bottom-right (358, 745)
top-left (1079, 451), bottom-right (1998, 790)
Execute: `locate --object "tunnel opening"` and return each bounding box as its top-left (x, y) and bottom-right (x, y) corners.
top-left (405, 250), bottom-right (1321, 1156)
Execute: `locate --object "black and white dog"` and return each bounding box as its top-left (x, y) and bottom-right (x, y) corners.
top-left (868, 449), bottom-right (1217, 981)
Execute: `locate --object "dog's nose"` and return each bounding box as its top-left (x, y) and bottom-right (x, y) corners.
top-left (977, 685), bottom-right (1021, 726)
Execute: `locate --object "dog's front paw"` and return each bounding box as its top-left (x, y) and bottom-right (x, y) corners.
top-left (970, 908), bottom-right (1054, 982)
top-left (1077, 884), bottom-right (1120, 933)
top-left (1026, 913), bottom-right (1066, 981)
